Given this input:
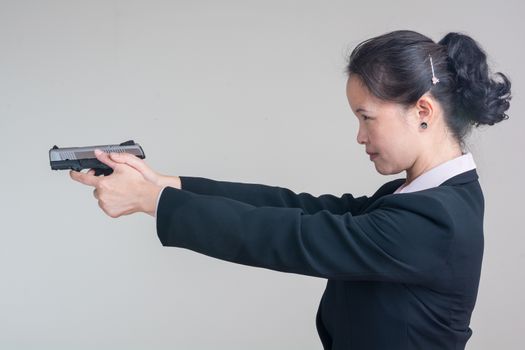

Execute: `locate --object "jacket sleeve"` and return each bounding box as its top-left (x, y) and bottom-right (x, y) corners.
top-left (179, 176), bottom-right (370, 215)
top-left (156, 186), bottom-right (454, 285)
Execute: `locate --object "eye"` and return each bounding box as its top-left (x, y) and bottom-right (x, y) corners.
top-left (362, 115), bottom-right (371, 121)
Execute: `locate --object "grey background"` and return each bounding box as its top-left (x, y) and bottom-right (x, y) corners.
top-left (1, 0), bottom-right (523, 349)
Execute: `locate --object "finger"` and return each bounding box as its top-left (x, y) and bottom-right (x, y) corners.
top-left (109, 152), bottom-right (153, 175)
top-left (94, 149), bottom-right (118, 169)
top-left (70, 169), bottom-right (100, 187)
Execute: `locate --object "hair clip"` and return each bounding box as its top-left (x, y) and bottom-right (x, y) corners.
top-left (429, 54), bottom-right (440, 85)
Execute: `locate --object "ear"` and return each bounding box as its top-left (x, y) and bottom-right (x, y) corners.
top-left (415, 93), bottom-right (436, 126)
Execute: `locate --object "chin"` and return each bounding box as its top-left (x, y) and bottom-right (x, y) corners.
top-left (376, 167), bottom-right (392, 175)
top-left (374, 163), bottom-right (404, 176)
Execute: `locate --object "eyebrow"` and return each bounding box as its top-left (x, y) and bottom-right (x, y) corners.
top-left (356, 108), bottom-right (369, 113)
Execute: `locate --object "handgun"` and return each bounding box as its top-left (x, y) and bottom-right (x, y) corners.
top-left (49, 140), bottom-right (146, 176)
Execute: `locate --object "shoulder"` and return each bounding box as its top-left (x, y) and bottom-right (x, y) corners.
top-left (365, 182), bottom-right (483, 231)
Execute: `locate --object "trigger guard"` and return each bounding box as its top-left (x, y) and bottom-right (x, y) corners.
top-left (94, 168), bottom-right (114, 176)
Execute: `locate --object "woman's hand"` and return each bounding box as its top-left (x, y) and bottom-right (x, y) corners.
top-left (108, 152), bottom-right (182, 190)
top-left (70, 150), bottom-right (164, 218)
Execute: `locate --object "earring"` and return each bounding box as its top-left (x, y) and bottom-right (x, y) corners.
top-left (420, 122), bottom-right (428, 129)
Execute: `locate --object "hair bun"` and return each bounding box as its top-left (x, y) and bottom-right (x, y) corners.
top-left (438, 32), bottom-right (511, 126)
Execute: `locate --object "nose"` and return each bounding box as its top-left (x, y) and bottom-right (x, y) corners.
top-left (356, 125), bottom-right (368, 145)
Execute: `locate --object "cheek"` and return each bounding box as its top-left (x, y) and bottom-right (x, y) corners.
top-left (376, 121), bottom-right (414, 152)
top-left (372, 132), bottom-right (415, 172)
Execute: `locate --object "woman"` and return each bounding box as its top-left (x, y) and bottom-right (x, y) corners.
top-left (71, 30), bottom-right (511, 349)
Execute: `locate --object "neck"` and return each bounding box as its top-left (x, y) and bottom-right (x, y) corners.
top-left (405, 142), bottom-right (463, 185)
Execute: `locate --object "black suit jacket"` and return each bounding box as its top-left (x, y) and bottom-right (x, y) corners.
top-left (156, 169), bottom-right (484, 350)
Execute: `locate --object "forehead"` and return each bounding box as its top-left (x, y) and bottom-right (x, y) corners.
top-left (346, 75), bottom-right (376, 108)
top-left (346, 75), bottom-right (397, 115)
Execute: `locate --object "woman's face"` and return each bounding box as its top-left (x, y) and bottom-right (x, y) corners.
top-left (346, 75), bottom-right (421, 175)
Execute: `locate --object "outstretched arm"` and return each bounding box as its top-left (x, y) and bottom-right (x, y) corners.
top-left (156, 186), bottom-right (454, 286)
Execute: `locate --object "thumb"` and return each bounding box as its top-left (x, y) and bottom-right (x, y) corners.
top-left (94, 149), bottom-right (118, 169)
top-left (110, 152), bottom-right (156, 177)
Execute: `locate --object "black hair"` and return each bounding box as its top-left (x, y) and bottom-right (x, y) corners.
top-left (346, 30), bottom-right (512, 149)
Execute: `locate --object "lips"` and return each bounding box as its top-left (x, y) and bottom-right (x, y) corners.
top-left (367, 152), bottom-right (379, 160)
